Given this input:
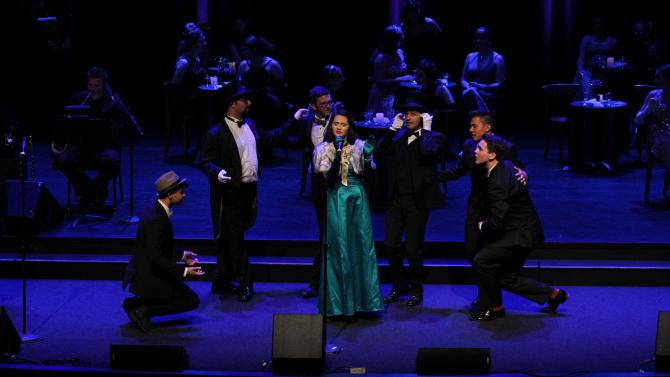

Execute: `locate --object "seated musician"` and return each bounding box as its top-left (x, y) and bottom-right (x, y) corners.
top-left (53, 67), bottom-right (124, 212)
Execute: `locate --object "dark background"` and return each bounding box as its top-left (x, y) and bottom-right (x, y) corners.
top-left (1, 0), bottom-right (667, 137)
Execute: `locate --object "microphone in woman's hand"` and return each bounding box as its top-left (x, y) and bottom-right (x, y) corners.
top-left (335, 136), bottom-right (344, 152)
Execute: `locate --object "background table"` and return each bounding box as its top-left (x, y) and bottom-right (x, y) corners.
top-left (568, 99), bottom-right (630, 172)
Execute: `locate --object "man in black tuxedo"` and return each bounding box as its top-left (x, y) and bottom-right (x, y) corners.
top-left (199, 82), bottom-right (260, 302)
top-left (470, 134), bottom-right (567, 321)
top-left (439, 110), bottom-right (527, 264)
top-left (122, 171), bottom-right (204, 332)
top-left (286, 85), bottom-right (334, 298)
top-left (375, 98), bottom-right (446, 306)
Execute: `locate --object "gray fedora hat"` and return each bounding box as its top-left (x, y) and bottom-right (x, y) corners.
top-left (155, 170), bottom-right (188, 196)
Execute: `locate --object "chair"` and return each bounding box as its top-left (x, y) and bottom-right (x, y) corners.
top-left (631, 84), bottom-right (656, 163)
top-left (643, 127), bottom-right (670, 206)
top-left (66, 162), bottom-right (123, 220)
top-left (541, 83), bottom-right (580, 161)
top-left (163, 81), bottom-right (197, 162)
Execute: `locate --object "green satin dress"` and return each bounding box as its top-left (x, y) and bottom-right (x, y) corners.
top-left (318, 165), bottom-right (383, 316)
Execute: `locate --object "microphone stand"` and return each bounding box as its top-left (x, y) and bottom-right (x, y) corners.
top-left (18, 137), bottom-right (39, 342)
top-left (322, 118), bottom-right (340, 355)
top-left (112, 90), bottom-right (144, 224)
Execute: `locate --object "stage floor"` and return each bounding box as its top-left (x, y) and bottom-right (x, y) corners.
top-left (23, 133), bottom-right (670, 244)
top-left (1, 279), bottom-right (668, 374)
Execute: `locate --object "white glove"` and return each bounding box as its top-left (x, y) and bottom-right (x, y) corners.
top-left (421, 113), bottom-right (433, 131)
top-left (294, 108), bottom-right (309, 120)
top-left (390, 113), bottom-right (404, 131)
top-left (217, 169), bottom-right (232, 184)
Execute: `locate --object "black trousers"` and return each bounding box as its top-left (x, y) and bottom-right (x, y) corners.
top-left (384, 194), bottom-right (429, 293)
top-left (54, 146), bottom-right (119, 201)
top-left (308, 171), bottom-right (326, 289)
top-left (215, 182), bottom-right (256, 287)
top-left (464, 223), bottom-right (484, 264)
top-left (473, 244), bottom-right (553, 309)
top-left (128, 281), bottom-right (199, 318)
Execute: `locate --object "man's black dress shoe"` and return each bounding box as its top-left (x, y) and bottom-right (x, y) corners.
top-left (406, 294), bottom-right (423, 306)
top-left (383, 290), bottom-right (408, 303)
top-left (469, 308), bottom-right (505, 321)
top-left (128, 306), bottom-right (151, 332)
top-left (237, 285), bottom-right (254, 302)
top-left (541, 289), bottom-right (568, 313)
top-left (122, 298), bottom-right (141, 324)
top-left (301, 286), bottom-right (317, 298)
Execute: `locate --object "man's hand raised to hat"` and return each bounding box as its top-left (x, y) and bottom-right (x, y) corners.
top-left (390, 113), bottom-right (404, 131)
top-left (421, 113), bottom-right (433, 131)
top-left (217, 169), bottom-right (232, 184)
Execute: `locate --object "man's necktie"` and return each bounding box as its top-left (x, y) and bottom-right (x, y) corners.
top-left (226, 116), bottom-right (245, 128)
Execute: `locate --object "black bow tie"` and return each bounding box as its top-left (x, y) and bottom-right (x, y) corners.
top-left (409, 130), bottom-right (421, 138)
top-left (313, 116), bottom-right (327, 126)
top-left (226, 116), bottom-right (245, 128)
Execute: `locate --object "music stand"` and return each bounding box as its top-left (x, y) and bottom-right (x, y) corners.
top-left (52, 116), bottom-right (121, 226)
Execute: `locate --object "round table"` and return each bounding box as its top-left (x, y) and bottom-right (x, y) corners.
top-left (568, 99), bottom-right (630, 172)
top-left (398, 79), bottom-right (456, 90)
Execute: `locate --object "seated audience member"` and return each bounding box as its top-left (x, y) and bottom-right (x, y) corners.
top-left (460, 26), bottom-right (505, 114)
top-left (415, 57), bottom-right (454, 111)
top-left (629, 19), bottom-right (667, 84)
top-left (228, 17), bottom-right (276, 64)
top-left (366, 25), bottom-right (413, 117)
top-left (575, 15), bottom-right (619, 98)
top-left (53, 67), bottom-right (124, 211)
top-left (635, 64), bottom-right (670, 189)
top-left (237, 35), bottom-right (286, 157)
top-left (399, 0), bottom-right (442, 69)
top-left (172, 27), bottom-right (207, 88)
top-left (318, 64), bottom-right (345, 99)
top-left (237, 35), bottom-right (285, 96)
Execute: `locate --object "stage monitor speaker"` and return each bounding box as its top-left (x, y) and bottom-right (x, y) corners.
top-left (110, 344), bottom-right (189, 371)
top-left (416, 347), bottom-right (490, 375)
top-left (0, 306), bottom-right (21, 355)
top-left (657, 311), bottom-right (670, 371)
top-left (272, 314), bottom-right (324, 375)
top-left (5, 180), bottom-right (63, 235)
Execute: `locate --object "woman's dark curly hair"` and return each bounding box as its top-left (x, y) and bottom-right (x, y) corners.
top-left (323, 107), bottom-right (358, 145)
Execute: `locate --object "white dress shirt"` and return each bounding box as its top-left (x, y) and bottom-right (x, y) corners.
top-left (310, 116), bottom-right (327, 147)
top-left (225, 116), bottom-right (259, 183)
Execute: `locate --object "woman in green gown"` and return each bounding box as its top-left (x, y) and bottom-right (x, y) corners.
top-left (313, 108), bottom-right (383, 317)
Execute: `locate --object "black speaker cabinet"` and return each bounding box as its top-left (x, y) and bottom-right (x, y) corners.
top-left (657, 311), bottom-right (670, 371)
top-left (0, 306), bottom-right (21, 355)
top-left (272, 314), bottom-right (325, 375)
top-left (5, 180), bottom-right (63, 235)
top-left (416, 347), bottom-right (491, 375)
top-left (109, 344), bottom-right (189, 371)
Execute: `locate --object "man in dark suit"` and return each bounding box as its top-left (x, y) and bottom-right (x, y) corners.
top-left (439, 110), bottom-right (527, 264)
top-left (199, 82), bottom-right (260, 302)
top-left (286, 85), bottom-right (334, 298)
top-left (470, 134), bottom-right (567, 321)
top-left (54, 67), bottom-right (125, 211)
top-left (375, 98), bottom-right (446, 306)
top-left (122, 171), bottom-right (204, 332)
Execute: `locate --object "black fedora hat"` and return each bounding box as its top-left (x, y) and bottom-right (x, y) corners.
top-left (220, 81), bottom-right (253, 105)
top-left (398, 96), bottom-right (428, 113)
top-left (155, 170), bottom-right (188, 196)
